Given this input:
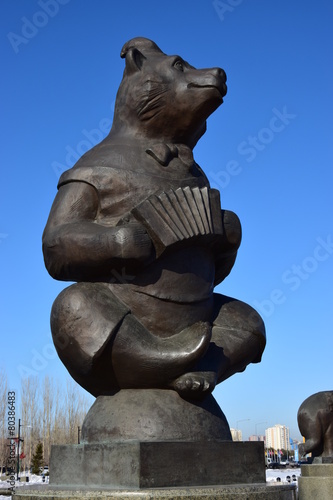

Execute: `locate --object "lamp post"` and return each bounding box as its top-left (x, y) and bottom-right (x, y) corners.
top-left (16, 419), bottom-right (32, 481)
top-left (255, 421), bottom-right (267, 440)
top-left (236, 419), bottom-right (250, 441)
top-left (16, 419), bottom-right (23, 481)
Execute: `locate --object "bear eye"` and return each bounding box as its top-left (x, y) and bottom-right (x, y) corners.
top-left (173, 59), bottom-right (184, 72)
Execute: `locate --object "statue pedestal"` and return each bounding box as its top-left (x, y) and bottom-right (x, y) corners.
top-left (11, 389), bottom-right (293, 498)
top-left (81, 389), bottom-right (232, 442)
top-left (50, 389), bottom-right (266, 488)
top-left (298, 463), bottom-right (333, 500)
top-left (48, 440), bottom-right (265, 488)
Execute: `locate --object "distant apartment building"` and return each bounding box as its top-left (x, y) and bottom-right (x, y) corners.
top-left (230, 428), bottom-right (242, 441)
top-left (265, 424), bottom-right (290, 450)
top-left (249, 434), bottom-right (265, 443)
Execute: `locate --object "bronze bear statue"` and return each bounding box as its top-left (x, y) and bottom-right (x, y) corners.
top-left (43, 37), bottom-right (266, 399)
top-left (298, 391), bottom-right (333, 459)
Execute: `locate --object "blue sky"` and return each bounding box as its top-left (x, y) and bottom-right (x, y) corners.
top-left (1, 0), bottom-right (332, 441)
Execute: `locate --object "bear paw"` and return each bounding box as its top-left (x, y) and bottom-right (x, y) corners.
top-left (171, 371), bottom-right (217, 400)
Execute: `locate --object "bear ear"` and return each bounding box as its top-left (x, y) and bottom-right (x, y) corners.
top-left (123, 47), bottom-right (146, 75)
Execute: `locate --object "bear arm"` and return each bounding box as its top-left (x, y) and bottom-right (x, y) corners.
top-left (301, 435), bottom-right (322, 456)
top-left (214, 251), bottom-right (238, 286)
top-left (42, 181), bottom-right (154, 282)
top-left (212, 209), bottom-right (241, 285)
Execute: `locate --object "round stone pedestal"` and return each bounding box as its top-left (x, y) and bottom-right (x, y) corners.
top-left (81, 389), bottom-right (232, 443)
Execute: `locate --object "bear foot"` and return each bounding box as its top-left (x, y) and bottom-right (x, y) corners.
top-left (112, 318), bottom-right (212, 389)
top-left (171, 371), bottom-right (217, 400)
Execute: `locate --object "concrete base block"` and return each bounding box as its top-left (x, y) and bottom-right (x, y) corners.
top-left (313, 456), bottom-right (333, 464)
top-left (48, 440), bottom-right (265, 488)
top-left (298, 463), bottom-right (333, 500)
top-left (13, 483), bottom-right (297, 500)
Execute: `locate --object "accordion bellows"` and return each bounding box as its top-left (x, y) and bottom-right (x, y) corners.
top-left (132, 186), bottom-right (223, 257)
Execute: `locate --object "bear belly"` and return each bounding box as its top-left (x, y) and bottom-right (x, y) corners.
top-left (109, 246), bottom-right (215, 336)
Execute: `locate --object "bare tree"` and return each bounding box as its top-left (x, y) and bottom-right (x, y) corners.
top-left (52, 381), bottom-right (67, 446)
top-left (20, 376), bottom-right (41, 470)
top-left (64, 379), bottom-right (90, 444)
top-left (12, 374), bottom-right (92, 470)
top-left (44, 377), bottom-right (91, 451)
top-left (0, 368), bottom-right (8, 469)
top-left (41, 376), bottom-right (54, 464)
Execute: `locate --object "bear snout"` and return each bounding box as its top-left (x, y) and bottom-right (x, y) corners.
top-left (187, 67), bottom-right (227, 98)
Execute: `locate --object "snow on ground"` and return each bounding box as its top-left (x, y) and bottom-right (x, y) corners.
top-left (0, 473), bottom-right (49, 499)
top-left (266, 467), bottom-right (301, 484)
top-left (0, 469), bottom-right (300, 498)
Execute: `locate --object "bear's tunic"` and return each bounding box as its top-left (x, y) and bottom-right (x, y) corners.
top-left (57, 146), bottom-right (220, 336)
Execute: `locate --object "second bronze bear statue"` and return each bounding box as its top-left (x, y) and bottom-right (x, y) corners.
top-left (43, 37), bottom-right (266, 399)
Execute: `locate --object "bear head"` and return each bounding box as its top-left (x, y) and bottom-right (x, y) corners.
top-left (110, 37), bottom-right (227, 149)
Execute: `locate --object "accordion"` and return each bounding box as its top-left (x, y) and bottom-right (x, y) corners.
top-left (132, 186), bottom-right (223, 257)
